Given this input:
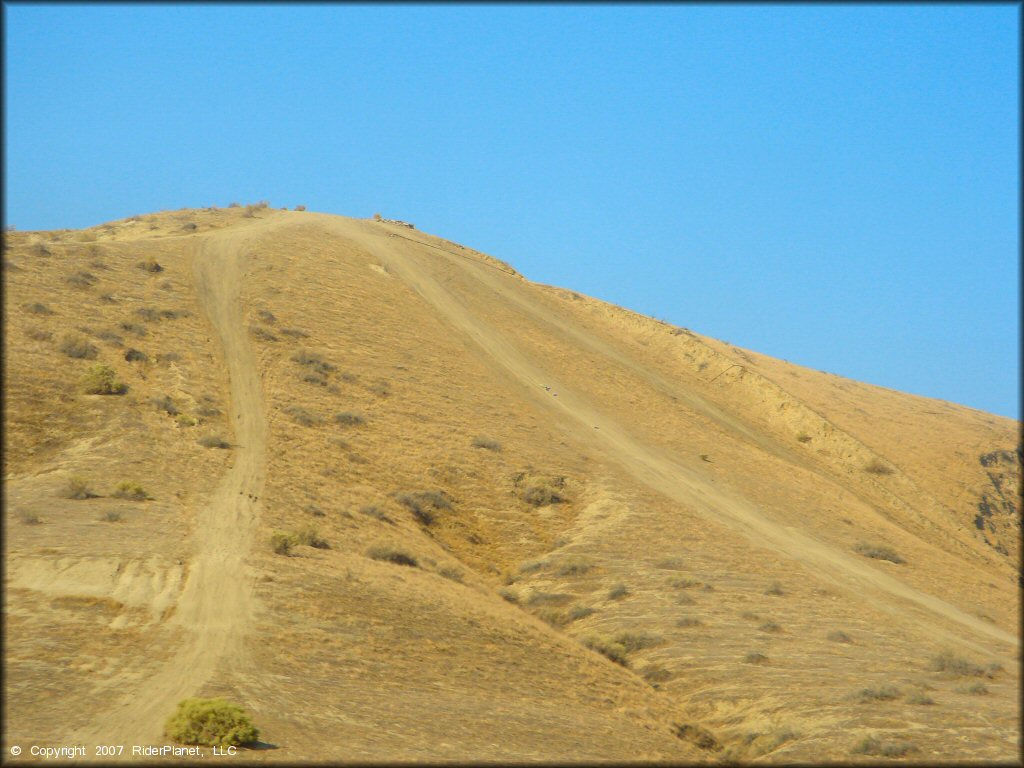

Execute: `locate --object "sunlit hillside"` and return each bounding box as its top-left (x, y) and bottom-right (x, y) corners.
top-left (4, 205), bottom-right (1019, 762)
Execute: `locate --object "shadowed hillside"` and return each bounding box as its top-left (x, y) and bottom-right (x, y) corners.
top-left (3, 206), bottom-right (1019, 762)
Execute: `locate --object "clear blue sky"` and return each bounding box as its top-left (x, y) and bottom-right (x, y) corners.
top-left (5, 4), bottom-right (1019, 419)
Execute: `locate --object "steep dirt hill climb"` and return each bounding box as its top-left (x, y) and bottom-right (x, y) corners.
top-left (3, 206), bottom-right (1019, 763)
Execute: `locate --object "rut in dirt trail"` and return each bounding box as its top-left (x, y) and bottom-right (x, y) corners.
top-left (73, 227), bottom-right (267, 749)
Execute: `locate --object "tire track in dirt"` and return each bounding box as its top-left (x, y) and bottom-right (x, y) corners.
top-left (72, 225), bottom-right (268, 752)
top-left (346, 219), bottom-right (1017, 655)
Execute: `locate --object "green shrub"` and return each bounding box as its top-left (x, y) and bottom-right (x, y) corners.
top-left (471, 436), bottom-right (502, 451)
top-left (526, 591), bottom-right (572, 607)
top-left (856, 685), bottom-right (901, 702)
top-left (67, 270), bottom-right (98, 288)
top-left (198, 435), bottom-right (231, 449)
top-left (120, 322), bottom-right (147, 337)
top-left (64, 475), bottom-right (96, 500)
top-left (250, 326), bottom-right (278, 342)
top-left (612, 631), bottom-right (662, 652)
top-left (536, 609), bottom-right (568, 628)
top-left (359, 505), bottom-right (394, 524)
top-left (112, 482), bottom-right (149, 500)
top-left (152, 396), bottom-right (179, 416)
top-left (851, 736), bottom-right (916, 757)
top-left (60, 334), bottom-right (98, 359)
top-left (864, 459), bottom-right (894, 475)
top-left (296, 526), bottom-right (329, 549)
top-left (367, 545), bottom-right (417, 567)
top-left (567, 605), bottom-right (595, 622)
top-left (521, 484), bottom-right (564, 506)
top-left (642, 664), bottom-right (673, 685)
top-left (928, 651), bottom-right (986, 677)
top-left (582, 635), bottom-right (629, 667)
top-left (284, 405), bottom-right (321, 426)
top-left (292, 350), bottom-right (336, 374)
top-left (395, 491), bottom-right (451, 525)
top-left (670, 577), bottom-right (701, 589)
top-left (673, 723), bottom-right (722, 752)
top-left (367, 379), bottom-right (390, 397)
top-left (124, 348), bottom-right (148, 363)
top-left (81, 363), bottom-right (127, 394)
top-left (854, 541), bottom-right (905, 564)
top-left (96, 329), bottom-right (123, 345)
top-left (164, 698), bottom-right (258, 747)
top-left (270, 531), bottom-right (297, 556)
top-left (556, 557), bottom-right (592, 576)
top-left (608, 583), bottom-right (629, 600)
top-left (334, 411), bottom-right (365, 426)
top-left (438, 567), bottom-right (463, 583)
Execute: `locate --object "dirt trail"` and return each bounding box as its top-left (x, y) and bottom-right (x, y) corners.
top-left (347, 220), bottom-right (1018, 655)
top-left (73, 225), bottom-right (268, 751)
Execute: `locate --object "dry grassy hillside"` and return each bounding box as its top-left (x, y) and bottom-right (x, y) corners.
top-left (3, 206), bottom-right (1020, 763)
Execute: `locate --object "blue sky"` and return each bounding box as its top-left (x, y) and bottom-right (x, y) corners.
top-left (5, 4), bottom-right (1019, 419)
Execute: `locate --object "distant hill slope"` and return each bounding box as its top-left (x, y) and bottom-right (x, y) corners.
top-left (4, 206), bottom-right (1019, 762)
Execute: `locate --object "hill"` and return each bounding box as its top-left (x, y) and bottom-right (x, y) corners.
top-left (3, 205), bottom-right (1019, 761)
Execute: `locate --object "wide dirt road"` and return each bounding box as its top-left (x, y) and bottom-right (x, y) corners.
top-left (73, 225), bottom-right (268, 752)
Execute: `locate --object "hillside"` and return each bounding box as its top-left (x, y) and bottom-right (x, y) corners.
top-left (3, 205), bottom-right (1020, 762)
